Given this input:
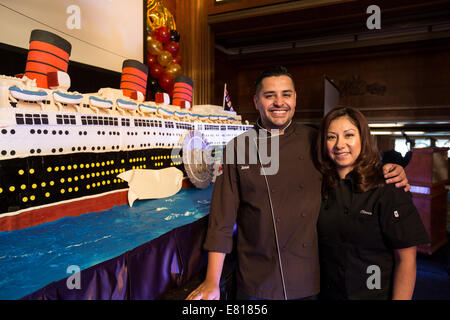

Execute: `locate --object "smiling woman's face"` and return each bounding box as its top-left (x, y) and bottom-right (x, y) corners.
top-left (326, 116), bottom-right (362, 178)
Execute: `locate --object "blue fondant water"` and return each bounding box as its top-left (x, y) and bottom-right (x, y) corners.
top-left (0, 185), bottom-right (213, 300)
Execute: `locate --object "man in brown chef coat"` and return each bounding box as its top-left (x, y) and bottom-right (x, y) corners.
top-left (186, 66), bottom-right (408, 300)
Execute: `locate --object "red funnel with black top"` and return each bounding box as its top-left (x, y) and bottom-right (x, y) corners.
top-left (173, 76), bottom-right (193, 108)
top-left (24, 29), bottom-right (72, 89)
top-left (120, 59), bottom-right (148, 100)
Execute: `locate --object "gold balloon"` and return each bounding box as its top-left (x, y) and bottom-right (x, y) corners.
top-left (147, 0), bottom-right (176, 32)
top-left (148, 39), bottom-right (162, 55)
top-left (157, 50), bottom-right (172, 67)
top-left (146, 33), bottom-right (156, 43)
top-left (166, 63), bottom-right (181, 78)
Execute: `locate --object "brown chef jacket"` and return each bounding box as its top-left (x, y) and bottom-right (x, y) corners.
top-left (203, 121), bottom-right (322, 299)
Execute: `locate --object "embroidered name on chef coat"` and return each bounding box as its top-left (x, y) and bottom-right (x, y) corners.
top-left (360, 209), bottom-right (373, 215)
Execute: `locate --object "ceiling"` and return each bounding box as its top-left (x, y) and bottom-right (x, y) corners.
top-left (208, 0), bottom-right (450, 135)
top-left (210, 0), bottom-right (450, 55)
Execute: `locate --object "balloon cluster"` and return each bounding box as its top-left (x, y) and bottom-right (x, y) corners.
top-left (146, 26), bottom-right (182, 100)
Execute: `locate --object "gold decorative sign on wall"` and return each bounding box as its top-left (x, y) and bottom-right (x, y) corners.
top-left (338, 76), bottom-right (387, 96)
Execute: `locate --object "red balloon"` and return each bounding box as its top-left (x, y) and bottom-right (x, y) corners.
top-left (156, 26), bottom-right (169, 34)
top-left (164, 41), bottom-right (179, 57)
top-left (172, 55), bottom-right (182, 66)
top-left (149, 64), bottom-right (164, 79)
top-left (160, 74), bottom-right (174, 92)
top-left (147, 54), bottom-right (158, 66)
top-left (154, 27), bottom-right (171, 45)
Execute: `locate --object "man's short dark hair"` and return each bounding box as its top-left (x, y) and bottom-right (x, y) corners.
top-left (254, 66), bottom-right (295, 94)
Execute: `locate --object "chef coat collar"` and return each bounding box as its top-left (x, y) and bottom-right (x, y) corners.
top-left (254, 118), bottom-right (295, 137)
top-left (337, 170), bottom-right (358, 192)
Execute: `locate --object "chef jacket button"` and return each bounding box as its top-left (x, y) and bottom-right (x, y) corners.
top-left (299, 155), bottom-right (304, 160)
top-left (302, 243), bottom-right (309, 248)
top-left (301, 213), bottom-right (307, 217)
top-left (299, 184), bottom-right (304, 189)
top-left (271, 188), bottom-right (276, 193)
top-left (276, 217), bottom-right (281, 223)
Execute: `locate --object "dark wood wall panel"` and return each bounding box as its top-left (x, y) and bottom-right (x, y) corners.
top-left (176, 0), bottom-right (212, 105)
top-left (208, 0), bottom-right (293, 16)
top-left (214, 39), bottom-right (450, 124)
top-left (162, 0), bottom-right (177, 19)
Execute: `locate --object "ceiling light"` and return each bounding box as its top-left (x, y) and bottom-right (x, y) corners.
top-left (369, 123), bottom-right (404, 128)
top-left (371, 131), bottom-right (393, 135)
top-left (394, 131), bottom-right (425, 135)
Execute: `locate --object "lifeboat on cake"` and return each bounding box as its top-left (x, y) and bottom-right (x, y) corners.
top-left (89, 96), bottom-right (113, 109)
top-left (186, 113), bottom-right (198, 120)
top-left (116, 98), bottom-right (137, 112)
top-left (192, 113), bottom-right (207, 120)
top-left (9, 86), bottom-right (47, 102)
top-left (53, 91), bottom-right (83, 105)
top-left (117, 167), bottom-right (183, 207)
top-left (138, 103), bottom-right (157, 114)
top-left (174, 111), bottom-right (187, 118)
top-left (157, 107), bottom-right (174, 117)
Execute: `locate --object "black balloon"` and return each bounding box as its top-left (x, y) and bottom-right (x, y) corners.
top-left (170, 29), bottom-right (180, 42)
top-left (148, 78), bottom-right (159, 89)
top-left (146, 78), bottom-right (163, 100)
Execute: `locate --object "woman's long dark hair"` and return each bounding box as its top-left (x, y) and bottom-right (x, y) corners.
top-left (316, 107), bottom-right (384, 197)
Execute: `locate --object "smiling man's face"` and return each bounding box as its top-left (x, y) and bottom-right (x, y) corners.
top-left (253, 75), bottom-right (297, 133)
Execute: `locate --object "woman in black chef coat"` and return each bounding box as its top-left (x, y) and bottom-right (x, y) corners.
top-left (316, 107), bottom-right (429, 300)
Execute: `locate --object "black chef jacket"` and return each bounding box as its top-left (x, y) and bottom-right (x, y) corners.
top-left (203, 122), bottom-right (322, 299)
top-left (318, 171), bottom-right (430, 300)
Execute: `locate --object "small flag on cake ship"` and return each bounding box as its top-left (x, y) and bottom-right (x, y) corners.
top-left (223, 83), bottom-right (234, 112)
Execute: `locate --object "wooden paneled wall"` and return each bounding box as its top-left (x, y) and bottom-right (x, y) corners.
top-left (162, 0), bottom-right (176, 19)
top-left (214, 39), bottom-right (450, 124)
top-left (175, 0), bottom-right (212, 105)
top-left (207, 0), bottom-right (292, 15)
top-left (162, 0), bottom-right (450, 123)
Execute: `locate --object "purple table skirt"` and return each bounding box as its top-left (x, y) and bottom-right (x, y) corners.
top-left (21, 215), bottom-right (209, 300)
